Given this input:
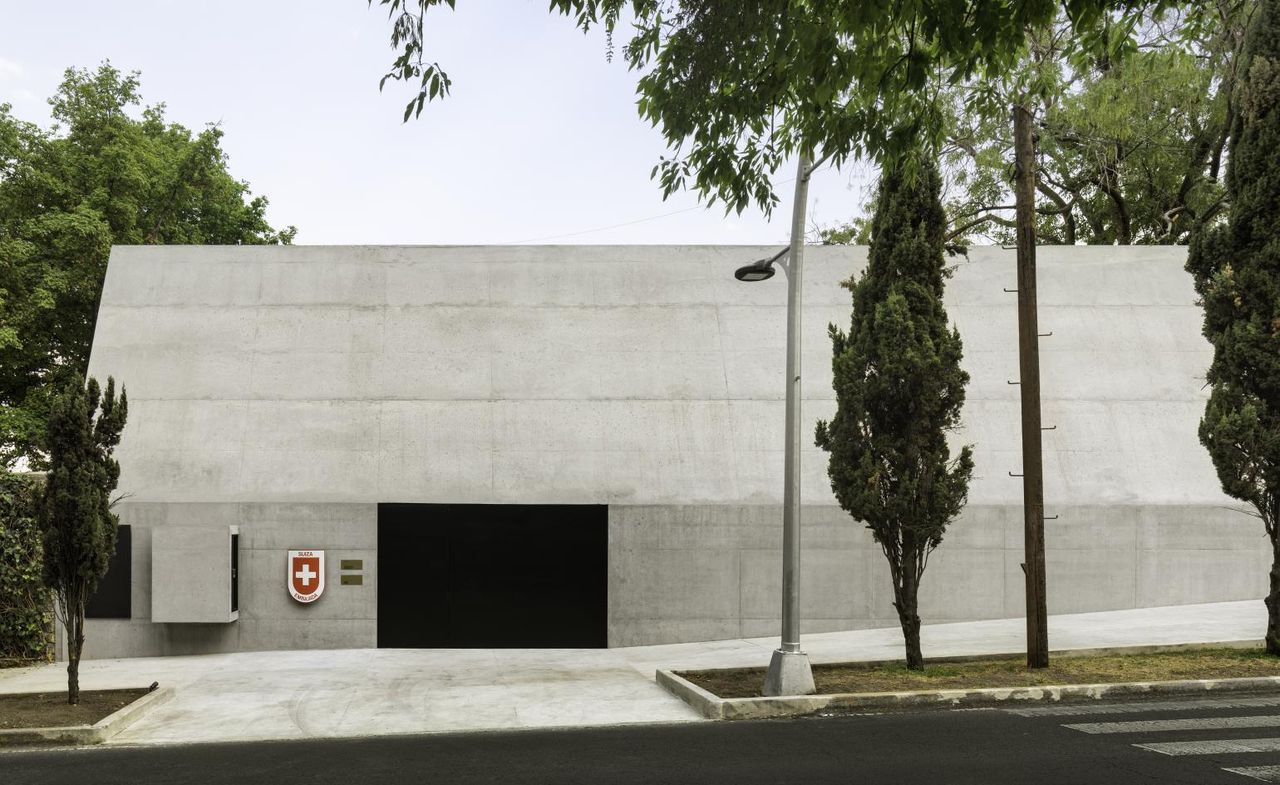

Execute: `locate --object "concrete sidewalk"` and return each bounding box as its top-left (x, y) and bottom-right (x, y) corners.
top-left (0, 600), bottom-right (1263, 747)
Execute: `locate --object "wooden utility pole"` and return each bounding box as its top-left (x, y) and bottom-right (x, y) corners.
top-left (1013, 104), bottom-right (1049, 669)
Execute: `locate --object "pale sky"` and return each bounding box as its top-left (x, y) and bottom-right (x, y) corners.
top-left (0, 0), bottom-right (875, 246)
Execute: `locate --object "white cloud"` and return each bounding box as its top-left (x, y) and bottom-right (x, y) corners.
top-left (0, 56), bottom-right (23, 81)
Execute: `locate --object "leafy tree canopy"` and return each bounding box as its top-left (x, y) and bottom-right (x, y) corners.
top-left (815, 2), bottom-right (1250, 246)
top-left (0, 63), bottom-right (295, 469)
top-left (375, 0), bottom-right (1174, 215)
top-left (943, 1), bottom-right (1248, 245)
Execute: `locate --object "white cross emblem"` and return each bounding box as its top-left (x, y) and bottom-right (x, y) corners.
top-left (295, 563), bottom-right (316, 587)
top-left (288, 551), bottom-right (325, 604)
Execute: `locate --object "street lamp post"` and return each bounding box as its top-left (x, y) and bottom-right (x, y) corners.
top-left (734, 153), bottom-right (817, 697)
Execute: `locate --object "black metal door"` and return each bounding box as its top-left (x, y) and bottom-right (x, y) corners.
top-left (377, 503), bottom-right (607, 648)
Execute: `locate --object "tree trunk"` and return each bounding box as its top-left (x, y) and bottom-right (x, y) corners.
top-left (67, 654), bottom-right (80, 705)
top-left (1267, 532), bottom-right (1280, 656)
top-left (66, 600), bottom-right (84, 705)
top-left (896, 565), bottom-right (924, 671)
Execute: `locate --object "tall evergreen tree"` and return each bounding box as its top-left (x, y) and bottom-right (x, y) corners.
top-left (815, 157), bottom-right (975, 671)
top-left (1186, 0), bottom-right (1280, 656)
top-left (40, 377), bottom-right (126, 704)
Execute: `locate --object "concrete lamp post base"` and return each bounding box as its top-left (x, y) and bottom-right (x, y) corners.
top-left (763, 648), bottom-right (816, 697)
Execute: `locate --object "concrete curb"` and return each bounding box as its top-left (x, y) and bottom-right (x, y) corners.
top-left (658, 671), bottom-right (1280, 721)
top-left (657, 643), bottom-right (1280, 721)
top-left (0, 687), bottom-right (173, 747)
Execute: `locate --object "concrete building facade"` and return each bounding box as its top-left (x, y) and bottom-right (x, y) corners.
top-left (80, 244), bottom-right (1265, 659)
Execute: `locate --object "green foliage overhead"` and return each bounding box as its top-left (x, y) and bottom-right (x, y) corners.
top-left (819, 218), bottom-right (873, 247)
top-left (942, 3), bottom-right (1247, 245)
top-left (374, 0), bottom-right (1172, 215)
top-left (40, 376), bottom-right (126, 703)
top-left (814, 4), bottom-right (1249, 247)
top-left (1186, 0), bottom-right (1280, 654)
top-left (0, 63), bottom-right (295, 469)
top-left (0, 471), bottom-right (52, 663)
top-left (814, 156), bottom-right (974, 670)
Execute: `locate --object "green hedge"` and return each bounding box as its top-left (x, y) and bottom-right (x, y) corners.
top-left (0, 472), bottom-right (53, 664)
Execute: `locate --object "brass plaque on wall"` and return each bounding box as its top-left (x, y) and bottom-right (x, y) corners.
top-left (340, 574), bottom-right (363, 586)
top-left (340, 560), bottom-right (363, 571)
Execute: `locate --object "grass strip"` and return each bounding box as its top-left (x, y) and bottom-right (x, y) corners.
top-left (680, 648), bottom-right (1280, 699)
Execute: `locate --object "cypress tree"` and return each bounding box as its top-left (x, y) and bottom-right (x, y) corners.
top-left (40, 377), bottom-right (127, 703)
top-left (815, 156), bottom-right (974, 671)
top-left (1186, 0), bottom-right (1280, 655)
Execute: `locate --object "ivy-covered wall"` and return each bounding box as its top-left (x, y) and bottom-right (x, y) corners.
top-left (0, 472), bottom-right (53, 664)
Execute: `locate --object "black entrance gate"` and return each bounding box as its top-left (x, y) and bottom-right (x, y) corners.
top-left (377, 503), bottom-right (607, 648)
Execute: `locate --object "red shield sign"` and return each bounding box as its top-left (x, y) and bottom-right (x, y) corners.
top-left (288, 550), bottom-right (325, 603)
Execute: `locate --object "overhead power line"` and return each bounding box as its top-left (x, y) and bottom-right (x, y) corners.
top-left (498, 162), bottom-right (837, 244)
top-left (499, 203), bottom-right (707, 244)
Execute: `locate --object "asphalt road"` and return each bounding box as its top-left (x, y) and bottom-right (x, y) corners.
top-left (9, 693), bottom-right (1280, 784)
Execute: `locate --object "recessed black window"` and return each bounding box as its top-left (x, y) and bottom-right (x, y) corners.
top-left (231, 533), bottom-right (239, 613)
top-left (86, 524), bottom-right (131, 619)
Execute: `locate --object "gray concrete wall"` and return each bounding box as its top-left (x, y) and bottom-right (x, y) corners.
top-left (84, 503), bottom-right (377, 659)
top-left (87, 244), bottom-right (1229, 508)
top-left (607, 504), bottom-right (1269, 646)
top-left (79, 244), bottom-right (1266, 658)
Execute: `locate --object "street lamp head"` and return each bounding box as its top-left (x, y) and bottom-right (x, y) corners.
top-left (734, 260), bottom-right (776, 282)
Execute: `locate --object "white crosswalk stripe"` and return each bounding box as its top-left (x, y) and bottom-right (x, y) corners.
top-left (1006, 696), bottom-right (1280, 718)
top-left (1224, 766), bottom-right (1280, 782)
top-left (1065, 715), bottom-right (1280, 735)
top-left (1136, 738), bottom-right (1280, 756)
top-left (1021, 698), bottom-right (1280, 780)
